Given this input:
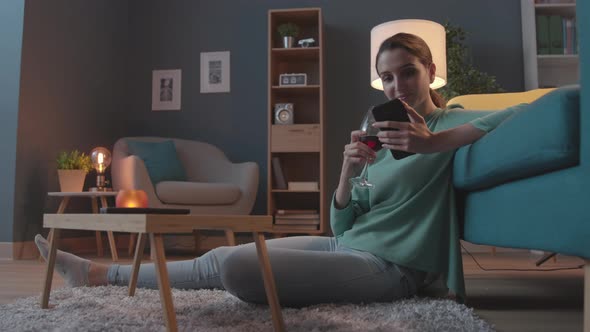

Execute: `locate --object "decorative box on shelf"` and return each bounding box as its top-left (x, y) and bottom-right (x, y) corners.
top-left (279, 73), bottom-right (307, 86)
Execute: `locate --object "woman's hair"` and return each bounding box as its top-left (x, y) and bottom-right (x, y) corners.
top-left (376, 33), bottom-right (446, 108)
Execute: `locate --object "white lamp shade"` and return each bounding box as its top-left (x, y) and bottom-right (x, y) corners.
top-left (370, 19), bottom-right (447, 90)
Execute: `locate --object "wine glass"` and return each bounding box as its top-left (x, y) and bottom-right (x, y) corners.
top-left (349, 106), bottom-right (382, 189)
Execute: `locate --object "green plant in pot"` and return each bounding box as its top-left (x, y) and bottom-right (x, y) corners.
top-left (439, 22), bottom-right (504, 101)
top-left (56, 150), bottom-right (93, 192)
top-left (277, 22), bottom-right (300, 48)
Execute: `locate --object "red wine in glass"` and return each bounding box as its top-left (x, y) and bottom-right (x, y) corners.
top-left (350, 106), bottom-right (379, 189)
top-left (360, 135), bottom-right (382, 152)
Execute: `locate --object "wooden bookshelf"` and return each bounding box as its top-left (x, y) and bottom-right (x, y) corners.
top-left (268, 8), bottom-right (326, 234)
top-left (521, 0), bottom-right (579, 89)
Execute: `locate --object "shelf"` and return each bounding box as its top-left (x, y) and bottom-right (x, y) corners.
top-left (535, 3), bottom-right (576, 16)
top-left (537, 54), bottom-right (579, 66)
top-left (272, 47), bottom-right (320, 61)
top-left (521, 0), bottom-right (578, 90)
top-left (272, 85), bottom-right (320, 90)
top-left (271, 85), bottom-right (320, 98)
top-left (270, 8), bottom-right (319, 22)
top-left (268, 8), bottom-right (325, 234)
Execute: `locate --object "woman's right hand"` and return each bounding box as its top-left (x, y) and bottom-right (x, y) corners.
top-left (340, 130), bottom-right (377, 181)
top-left (334, 130), bottom-right (376, 209)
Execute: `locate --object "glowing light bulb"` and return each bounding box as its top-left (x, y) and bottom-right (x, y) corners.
top-left (90, 147), bottom-right (112, 191)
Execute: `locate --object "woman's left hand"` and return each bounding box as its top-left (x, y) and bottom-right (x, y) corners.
top-left (372, 100), bottom-right (439, 154)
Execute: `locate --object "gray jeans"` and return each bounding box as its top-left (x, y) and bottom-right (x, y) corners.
top-left (107, 236), bottom-right (425, 307)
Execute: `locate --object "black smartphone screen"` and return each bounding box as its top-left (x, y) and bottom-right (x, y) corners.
top-left (371, 98), bottom-right (415, 160)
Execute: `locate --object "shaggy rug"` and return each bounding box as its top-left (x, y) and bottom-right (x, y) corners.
top-left (0, 286), bottom-right (494, 331)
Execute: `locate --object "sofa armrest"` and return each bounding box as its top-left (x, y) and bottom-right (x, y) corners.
top-left (226, 161), bottom-right (259, 213)
top-left (113, 155), bottom-right (161, 208)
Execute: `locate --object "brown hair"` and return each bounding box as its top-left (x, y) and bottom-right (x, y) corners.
top-left (376, 33), bottom-right (446, 108)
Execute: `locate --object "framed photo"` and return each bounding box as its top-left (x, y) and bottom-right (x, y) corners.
top-left (200, 51), bottom-right (230, 93)
top-left (152, 69), bottom-right (181, 111)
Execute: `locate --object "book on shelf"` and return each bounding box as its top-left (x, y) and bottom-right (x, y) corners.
top-left (536, 15), bottom-right (550, 54)
top-left (271, 157), bottom-right (287, 189)
top-left (536, 14), bottom-right (578, 55)
top-left (548, 15), bottom-right (563, 54)
top-left (287, 181), bottom-right (319, 191)
top-left (563, 17), bottom-right (576, 55)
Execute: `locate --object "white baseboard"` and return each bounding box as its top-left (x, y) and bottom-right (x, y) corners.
top-left (0, 241), bottom-right (39, 260)
top-left (0, 242), bottom-right (13, 260)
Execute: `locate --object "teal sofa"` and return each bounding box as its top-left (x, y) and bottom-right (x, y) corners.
top-left (449, 86), bottom-right (588, 325)
top-left (451, 86), bottom-right (585, 259)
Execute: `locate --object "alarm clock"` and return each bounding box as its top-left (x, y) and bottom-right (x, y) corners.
top-left (274, 103), bottom-right (294, 125)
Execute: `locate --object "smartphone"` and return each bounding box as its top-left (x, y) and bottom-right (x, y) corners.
top-left (371, 98), bottom-right (415, 160)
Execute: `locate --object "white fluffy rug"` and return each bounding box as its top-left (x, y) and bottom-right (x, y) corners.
top-left (0, 286), bottom-right (494, 331)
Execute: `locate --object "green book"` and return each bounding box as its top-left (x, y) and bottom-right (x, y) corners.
top-left (548, 15), bottom-right (564, 55)
top-left (536, 15), bottom-right (550, 55)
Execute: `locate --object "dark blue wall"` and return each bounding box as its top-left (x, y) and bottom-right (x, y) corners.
top-left (8, 0), bottom-right (524, 242)
top-left (0, 1), bottom-right (25, 242)
top-left (124, 0), bottom-right (523, 217)
top-left (13, 0), bottom-right (128, 241)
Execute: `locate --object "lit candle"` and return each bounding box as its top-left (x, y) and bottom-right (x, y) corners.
top-left (116, 190), bottom-right (149, 208)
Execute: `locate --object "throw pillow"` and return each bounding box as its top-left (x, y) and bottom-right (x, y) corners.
top-left (126, 139), bottom-right (187, 184)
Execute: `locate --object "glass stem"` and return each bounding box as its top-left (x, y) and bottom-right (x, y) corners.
top-left (358, 161), bottom-right (369, 183)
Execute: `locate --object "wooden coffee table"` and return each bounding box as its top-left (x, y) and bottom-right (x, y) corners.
top-left (41, 213), bottom-right (285, 332)
top-left (47, 191), bottom-right (119, 261)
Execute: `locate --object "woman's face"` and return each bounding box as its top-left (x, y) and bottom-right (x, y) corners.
top-left (376, 48), bottom-right (435, 109)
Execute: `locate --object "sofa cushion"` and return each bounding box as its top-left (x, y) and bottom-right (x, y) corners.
top-left (453, 86), bottom-right (579, 191)
top-left (126, 139), bottom-right (187, 184)
top-left (155, 181), bottom-right (241, 205)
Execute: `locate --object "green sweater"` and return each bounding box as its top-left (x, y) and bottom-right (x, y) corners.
top-left (330, 104), bottom-right (523, 302)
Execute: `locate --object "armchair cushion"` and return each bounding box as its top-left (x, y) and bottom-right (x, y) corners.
top-left (126, 139), bottom-right (187, 184)
top-left (155, 181), bottom-right (241, 205)
top-left (453, 86), bottom-right (580, 191)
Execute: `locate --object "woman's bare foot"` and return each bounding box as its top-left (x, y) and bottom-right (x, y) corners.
top-left (35, 234), bottom-right (109, 287)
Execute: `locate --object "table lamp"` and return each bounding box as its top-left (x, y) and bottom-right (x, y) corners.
top-left (90, 147), bottom-right (112, 191)
top-left (370, 19), bottom-right (447, 90)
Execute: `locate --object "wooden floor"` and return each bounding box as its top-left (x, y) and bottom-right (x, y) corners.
top-left (0, 250), bottom-right (584, 332)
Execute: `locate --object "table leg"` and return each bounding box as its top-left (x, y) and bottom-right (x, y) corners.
top-left (41, 197), bottom-right (70, 262)
top-left (128, 233), bottom-right (147, 296)
top-left (47, 197), bottom-right (70, 247)
top-left (193, 230), bottom-right (200, 256)
top-left (224, 229), bottom-right (236, 246)
top-left (56, 197), bottom-right (70, 214)
top-left (128, 233), bottom-right (137, 257)
top-left (41, 228), bottom-right (61, 309)
top-left (100, 196), bottom-right (118, 262)
top-left (150, 233), bottom-right (178, 332)
top-left (253, 232), bottom-right (285, 332)
top-left (91, 198), bottom-right (104, 257)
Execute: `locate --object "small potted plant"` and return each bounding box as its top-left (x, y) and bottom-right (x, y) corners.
top-left (277, 22), bottom-right (300, 48)
top-left (56, 150), bottom-right (93, 192)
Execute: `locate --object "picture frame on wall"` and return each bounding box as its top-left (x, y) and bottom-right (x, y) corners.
top-left (200, 51), bottom-right (230, 93)
top-left (152, 69), bottom-right (181, 111)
